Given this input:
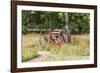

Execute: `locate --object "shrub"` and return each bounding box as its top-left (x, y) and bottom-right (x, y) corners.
top-left (22, 48), bottom-right (38, 62)
top-left (22, 26), bottom-right (28, 34)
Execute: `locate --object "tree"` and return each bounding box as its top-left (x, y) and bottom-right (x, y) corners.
top-left (64, 13), bottom-right (71, 43)
top-left (22, 10), bottom-right (90, 35)
top-left (68, 13), bottom-right (90, 34)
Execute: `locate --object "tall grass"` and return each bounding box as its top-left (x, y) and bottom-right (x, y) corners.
top-left (22, 33), bottom-right (90, 61)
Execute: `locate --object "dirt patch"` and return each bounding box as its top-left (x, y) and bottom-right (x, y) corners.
top-left (28, 51), bottom-right (51, 62)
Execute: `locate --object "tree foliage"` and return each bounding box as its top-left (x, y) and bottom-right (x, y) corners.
top-left (68, 13), bottom-right (90, 34)
top-left (22, 10), bottom-right (90, 34)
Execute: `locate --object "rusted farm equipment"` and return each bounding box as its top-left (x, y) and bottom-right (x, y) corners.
top-left (39, 30), bottom-right (68, 48)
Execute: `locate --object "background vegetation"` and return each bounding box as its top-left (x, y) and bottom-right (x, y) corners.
top-left (22, 10), bottom-right (90, 34)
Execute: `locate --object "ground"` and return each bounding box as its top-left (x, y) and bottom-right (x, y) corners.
top-left (22, 32), bottom-right (90, 62)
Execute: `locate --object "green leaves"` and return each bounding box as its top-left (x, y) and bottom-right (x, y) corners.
top-left (68, 13), bottom-right (90, 33)
top-left (22, 10), bottom-right (90, 34)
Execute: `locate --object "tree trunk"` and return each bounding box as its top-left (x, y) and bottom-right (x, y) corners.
top-left (49, 14), bottom-right (51, 30)
top-left (64, 13), bottom-right (71, 43)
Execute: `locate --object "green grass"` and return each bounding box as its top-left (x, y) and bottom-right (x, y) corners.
top-left (22, 48), bottom-right (38, 62)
